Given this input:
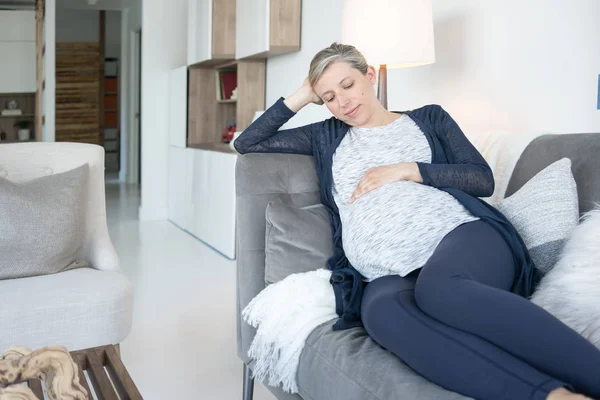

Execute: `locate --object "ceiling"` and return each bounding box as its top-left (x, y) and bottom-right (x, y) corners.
top-left (0, 0), bottom-right (137, 11)
top-left (57, 0), bottom-right (134, 11)
top-left (0, 0), bottom-right (35, 10)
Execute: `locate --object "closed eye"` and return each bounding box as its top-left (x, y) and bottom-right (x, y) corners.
top-left (326, 84), bottom-right (353, 102)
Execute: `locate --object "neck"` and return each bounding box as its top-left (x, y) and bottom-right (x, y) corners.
top-left (358, 103), bottom-right (399, 129)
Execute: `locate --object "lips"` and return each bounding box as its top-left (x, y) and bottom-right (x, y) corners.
top-left (345, 105), bottom-right (360, 118)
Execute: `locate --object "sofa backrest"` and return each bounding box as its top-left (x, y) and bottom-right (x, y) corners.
top-left (506, 133), bottom-right (600, 215)
top-left (235, 153), bottom-right (320, 363)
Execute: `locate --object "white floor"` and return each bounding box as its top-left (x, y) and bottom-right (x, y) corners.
top-left (105, 180), bottom-right (276, 400)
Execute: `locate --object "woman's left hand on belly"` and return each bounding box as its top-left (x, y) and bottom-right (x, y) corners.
top-left (350, 162), bottom-right (423, 203)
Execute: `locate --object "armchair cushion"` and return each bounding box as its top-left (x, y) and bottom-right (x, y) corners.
top-left (0, 164), bottom-right (89, 280)
top-left (0, 267), bottom-right (133, 351)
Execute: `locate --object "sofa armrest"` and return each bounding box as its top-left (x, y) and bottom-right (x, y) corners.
top-left (235, 153), bottom-right (320, 364)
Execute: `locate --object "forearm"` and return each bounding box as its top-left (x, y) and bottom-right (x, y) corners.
top-left (234, 97), bottom-right (316, 156)
top-left (283, 89), bottom-right (313, 113)
top-left (234, 99), bottom-right (294, 153)
top-left (418, 105), bottom-right (495, 197)
top-left (416, 162), bottom-right (495, 197)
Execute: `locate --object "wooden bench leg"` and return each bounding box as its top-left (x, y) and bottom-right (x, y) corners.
top-left (243, 363), bottom-right (255, 400)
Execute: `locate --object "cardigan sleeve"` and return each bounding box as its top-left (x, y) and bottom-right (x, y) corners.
top-left (234, 97), bottom-right (319, 156)
top-left (416, 106), bottom-right (495, 198)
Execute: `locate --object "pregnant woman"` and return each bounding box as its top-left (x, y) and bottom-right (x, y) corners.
top-left (236, 43), bottom-right (600, 400)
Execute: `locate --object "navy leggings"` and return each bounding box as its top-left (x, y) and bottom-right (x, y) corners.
top-left (362, 220), bottom-right (600, 400)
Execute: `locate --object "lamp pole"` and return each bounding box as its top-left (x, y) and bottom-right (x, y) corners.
top-left (377, 64), bottom-right (388, 110)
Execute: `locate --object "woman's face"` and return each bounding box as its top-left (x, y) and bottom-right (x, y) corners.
top-left (312, 61), bottom-right (378, 127)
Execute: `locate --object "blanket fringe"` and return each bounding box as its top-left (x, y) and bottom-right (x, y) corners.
top-left (242, 269), bottom-right (337, 393)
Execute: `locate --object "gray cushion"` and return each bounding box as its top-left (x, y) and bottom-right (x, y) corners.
top-left (506, 133), bottom-right (600, 215)
top-left (497, 158), bottom-right (579, 274)
top-left (265, 196), bottom-right (333, 284)
top-left (0, 164), bottom-right (89, 280)
top-left (297, 323), bottom-right (470, 400)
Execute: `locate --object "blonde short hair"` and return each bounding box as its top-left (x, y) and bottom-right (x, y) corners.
top-left (308, 42), bottom-right (369, 88)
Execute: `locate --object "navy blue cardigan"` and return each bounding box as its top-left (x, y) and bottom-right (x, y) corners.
top-left (235, 97), bottom-right (542, 331)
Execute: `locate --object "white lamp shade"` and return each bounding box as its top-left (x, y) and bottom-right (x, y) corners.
top-left (341, 0), bottom-right (435, 69)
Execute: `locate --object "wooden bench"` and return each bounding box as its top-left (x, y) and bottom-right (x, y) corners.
top-left (25, 345), bottom-right (142, 400)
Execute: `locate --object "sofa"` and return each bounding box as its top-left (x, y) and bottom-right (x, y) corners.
top-left (235, 133), bottom-right (600, 400)
top-left (0, 142), bottom-right (134, 353)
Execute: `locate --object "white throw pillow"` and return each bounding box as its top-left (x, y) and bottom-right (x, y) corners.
top-left (497, 158), bottom-right (579, 274)
top-left (531, 206), bottom-right (600, 348)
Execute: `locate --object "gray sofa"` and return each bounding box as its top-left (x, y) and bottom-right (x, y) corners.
top-left (236, 133), bottom-right (600, 400)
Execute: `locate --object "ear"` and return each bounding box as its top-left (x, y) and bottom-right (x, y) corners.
top-left (366, 66), bottom-right (378, 85)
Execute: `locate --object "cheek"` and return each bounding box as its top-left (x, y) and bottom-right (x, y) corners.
top-left (325, 103), bottom-right (337, 115)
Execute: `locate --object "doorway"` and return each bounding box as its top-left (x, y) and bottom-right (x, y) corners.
top-left (127, 28), bottom-right (141, 185)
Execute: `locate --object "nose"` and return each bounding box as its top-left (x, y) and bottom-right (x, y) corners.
top-left (338, 93), bottom-right (350, 109)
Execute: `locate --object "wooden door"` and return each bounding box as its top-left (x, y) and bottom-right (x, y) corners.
top-left (55, 43), bottom-right (102, 144)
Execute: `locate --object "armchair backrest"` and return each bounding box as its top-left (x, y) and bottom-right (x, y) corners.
top-left (0, 142), bottom-right (119, 272)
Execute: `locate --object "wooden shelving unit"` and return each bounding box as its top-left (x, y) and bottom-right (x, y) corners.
top-left (0, 92), bottom-right (36, 143)
top-left (168, 1), bottom-right (302, 259)
top-left (187, 59), bottom-right (265, 147)
top-left (103, 58), bottom-right (120, 172)
top-left (185, 0), bottom-right (301, 149)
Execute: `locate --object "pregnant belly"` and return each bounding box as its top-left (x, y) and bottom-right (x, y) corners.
top-left (338, 181), bottom-right (478, 280)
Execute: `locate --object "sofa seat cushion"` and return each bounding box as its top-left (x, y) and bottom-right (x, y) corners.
top-left (297, 322), bottom-right (471, 400)
top-left (0, 267), bottom-right (133, 352)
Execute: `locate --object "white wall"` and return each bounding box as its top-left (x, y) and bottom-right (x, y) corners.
top-left (139, 0), bottom-right (188, 221)
top-left (266, 0), bottom-right (344, 128)
top-left (105, 11), bottom-right (121, 59)
top-left (267, 0), bottom-right (600, 138)
top-left (55, 9), bottom-right (99, 42)
top-left (43, 0), bottom-right (56, 142)
top-left (118, 0), bottom-right (142, 184)
top-left (55, 9), bottom-right (120, 58)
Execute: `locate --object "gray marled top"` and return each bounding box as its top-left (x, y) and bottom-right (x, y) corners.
top-left (332, 114), bottom-right (479, 280)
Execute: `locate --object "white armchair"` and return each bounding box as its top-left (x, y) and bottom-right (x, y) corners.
top-left (0, 142), bottom-right (133, 351)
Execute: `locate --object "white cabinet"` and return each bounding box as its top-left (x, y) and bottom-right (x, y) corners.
top-left (168, 146), bottom-right (194, 231)
top-left (0, 11), bottom-right (35, 41)
top-left (168, 146), bottom-right (238, 259)
top-left (187, 0), bottom-right (236, 66)
top-left (168, 66), bottom-right (188, 148)
top-left (236, 0), bottom-right (269, 60)
top-left (235, 0), bottom-right (301, 60)
top-left (187, 0), bottom-right (212, 65)
top-left (0, 42), bottom-right (36, 93)
top-left (190, 148), bottom-right (237, 259)
top-left (0, 11), bottom-right (36, 93)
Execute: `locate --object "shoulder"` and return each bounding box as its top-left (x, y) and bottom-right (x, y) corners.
top-left (312, 116), bottom-right (348, 136)
top-left (404, 104), bottom-right (445, 120)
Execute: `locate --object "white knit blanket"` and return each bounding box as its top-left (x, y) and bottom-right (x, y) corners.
top-left (243, 131), bottom-right (542, 394)
top-left (242, 269), bottom-right (336, 393)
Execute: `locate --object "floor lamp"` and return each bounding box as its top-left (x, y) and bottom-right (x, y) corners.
top-left (341, 0), bottom-right (436, 109)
